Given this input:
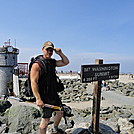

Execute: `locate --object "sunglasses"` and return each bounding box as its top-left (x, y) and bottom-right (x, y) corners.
top-left (46, 48), bottom-right (53, 52)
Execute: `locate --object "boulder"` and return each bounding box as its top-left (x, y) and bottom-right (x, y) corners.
top-left (7, 105), bottom-right (41, 133)
top-left (0, 116), bottom-right (8, 124)
top-left (107, 81), bottom-right (134, 97)
top-left (0, 100), bottom-right (12, 113)
top-left (0, 124), bottom-right (8, 134)
top-left (72, 128), bottom-right (91, 134)
top-left (99, 123), bottom-right (117, 134)
top-left (3, 132), bottom-right (20, 134)
top-left (88, 123), bottom-right (117, 134)
top-left (118, 118), bottom-right (133, 132)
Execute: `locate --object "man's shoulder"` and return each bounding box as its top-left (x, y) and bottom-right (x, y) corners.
top-left (31, 62), bottom-right (41, 70)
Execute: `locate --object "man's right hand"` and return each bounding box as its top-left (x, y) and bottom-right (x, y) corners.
top-left (36, 99), bottom-right (45, 108)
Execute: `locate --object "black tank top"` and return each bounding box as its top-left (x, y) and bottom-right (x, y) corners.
top-left (38, 58), bottom-right (59, 104)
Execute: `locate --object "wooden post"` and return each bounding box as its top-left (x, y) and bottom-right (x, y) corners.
top-left (92, 59), bottom-right (103, 134)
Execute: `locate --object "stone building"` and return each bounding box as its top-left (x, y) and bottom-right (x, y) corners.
top-left (0, 45), bottom-right (19, 96)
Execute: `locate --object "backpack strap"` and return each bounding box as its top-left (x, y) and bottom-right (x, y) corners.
top-left (34, 55), bottom-right (47, 74)
top-left (35, 59), bottom-right (47, 73)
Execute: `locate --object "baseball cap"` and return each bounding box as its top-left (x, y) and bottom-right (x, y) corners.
top-left (42, 41), bottom-right (54, 49)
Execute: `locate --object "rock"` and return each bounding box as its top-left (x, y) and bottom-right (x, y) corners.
top-left (100, 118), bottom-right (119, 133)
top-left (20, 78), bottom-right (90, 104)
top-left (46, 116), bottom-right (75, 134)
top-left (0, 116), bottom-right (8, 124)
top-left (31, 118), bottom-right (41, 133)
top-left (118, 118), bottom-right (133, 132)
top-left (107, 81), bottom-right (134, 97)
top-left (100, 124), bottom-right (117, 134)
top-left (1, 102), bottom-right (132, 134)
top-left (127, 128), bottom-right (134, 134)
top-left (122, 89), bottom-right (132, 96)
top-left (4, 132), bottom-right (20, 134)
top-left (7, 105), bottom-right (41, 133)
top-left (129, 90), bottom-right (134, 97)
top-left (5, 78), bottom-right (134, 134)
top-left (88, 123), bottom-right (117, 134)
top-left (100, 107), bottom-right (112, 114)
top-left (129, 117), bottom-right (134, 124)
top-left (0, 124), bottom-right (8, 134)
top-left (0, 100), bottom-right (12, 113)
top-left (72, 128), bottom-right (91, 134)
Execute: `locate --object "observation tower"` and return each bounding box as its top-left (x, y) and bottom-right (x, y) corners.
top-left (0, 40), bottom-right (19, 96)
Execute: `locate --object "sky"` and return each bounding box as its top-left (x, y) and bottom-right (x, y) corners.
top-left (0, 0), bottom-right (134, 73)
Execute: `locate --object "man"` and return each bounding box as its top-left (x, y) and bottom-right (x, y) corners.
top-left (30, 41), bottom-right (69, 134)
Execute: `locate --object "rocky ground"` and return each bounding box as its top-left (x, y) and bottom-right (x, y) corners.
top-left (0, 74), bottom-right (134, 134)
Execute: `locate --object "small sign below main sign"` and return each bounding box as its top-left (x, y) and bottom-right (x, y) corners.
top-left (81, 63), bottom-right (120, 83)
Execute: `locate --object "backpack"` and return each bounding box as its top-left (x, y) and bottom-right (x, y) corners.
top-left (23, 55), bottom-right (47, 98)
top-left (22, 55), bottom-right (64, 99)
top-left (55, 76), bottom-right (65, 92)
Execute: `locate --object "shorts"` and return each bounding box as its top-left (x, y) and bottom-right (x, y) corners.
top-left (40, 107), bottom-right (55, 118)
top-left (40, 99), bottom-right (61, 118)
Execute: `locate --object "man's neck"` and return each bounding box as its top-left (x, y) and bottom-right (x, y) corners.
top-left (43, 55), bottom-right (51, 60)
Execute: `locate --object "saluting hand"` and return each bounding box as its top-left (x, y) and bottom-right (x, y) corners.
top-left (54, 48), bottom-right (62, 55)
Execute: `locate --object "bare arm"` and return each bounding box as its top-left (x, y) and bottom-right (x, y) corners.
top-left (30, 63), bottom-right (45, 107)
top-left (54, 48), bottom-right (69, 67)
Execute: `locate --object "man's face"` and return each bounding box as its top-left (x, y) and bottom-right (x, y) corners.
top-left (42, 47), bottom-right (53, 58)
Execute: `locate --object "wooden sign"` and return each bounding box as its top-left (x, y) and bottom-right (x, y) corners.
top-left (81, 63), bottom-right (120, 83)
top-left (81, 60), bottom-right (120, 134)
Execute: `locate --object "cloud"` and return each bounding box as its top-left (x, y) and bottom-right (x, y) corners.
top-left (58, 52), bottom-right (134, 73)
top-left (18, 48), bottom-right (134, 73)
